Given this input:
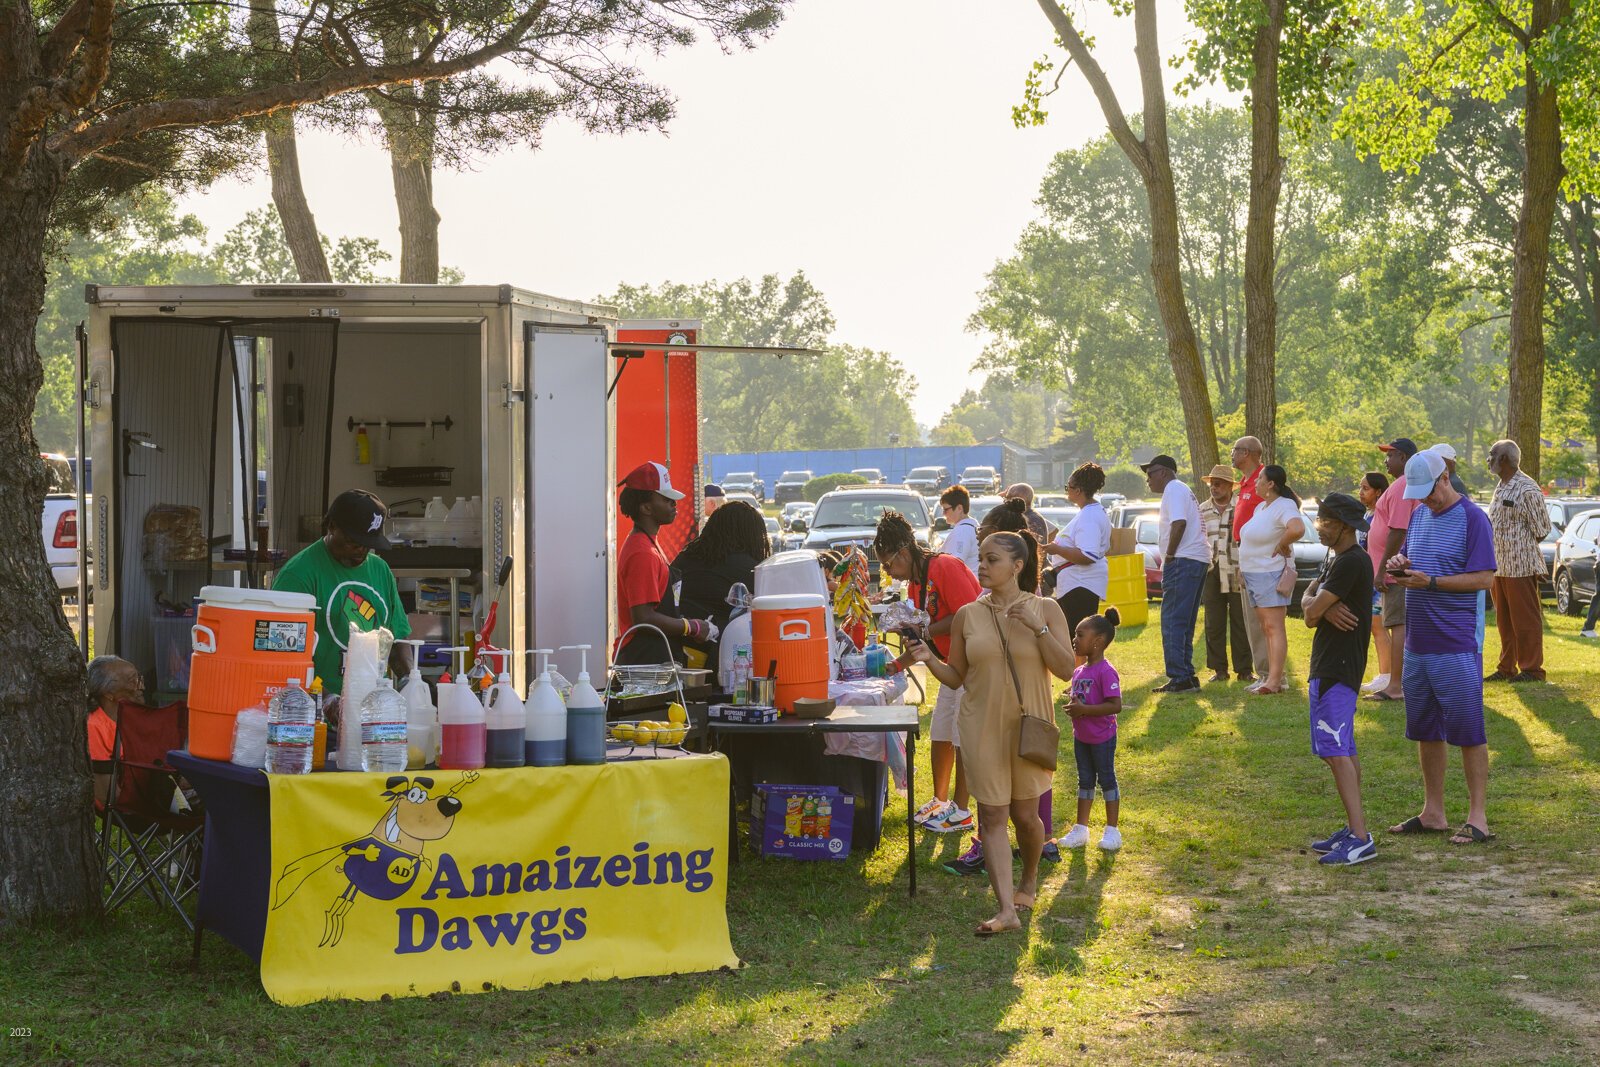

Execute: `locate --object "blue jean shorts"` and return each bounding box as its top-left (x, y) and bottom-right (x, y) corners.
top-left (1242, 569), bottom-right (1291, 609)
top-left (1308, 678), bottom-right (1357, 758)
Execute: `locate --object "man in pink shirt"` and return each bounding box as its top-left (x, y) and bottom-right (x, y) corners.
top-left (1366, 438), bottom-right (1420, 702)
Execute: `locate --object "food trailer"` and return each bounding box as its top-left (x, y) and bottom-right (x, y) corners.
top-left (82, 283), bottom-right (701, 692)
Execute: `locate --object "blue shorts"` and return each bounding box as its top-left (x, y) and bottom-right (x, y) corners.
top-left (1370, 588), bottom-right (1383, 618)
top-left (1308, 678), bottom-right (1357, 758)
top-left (1242, 570), bottom-right (1291, 609)
top-left (1402, 651), bottom-right (1487, 747)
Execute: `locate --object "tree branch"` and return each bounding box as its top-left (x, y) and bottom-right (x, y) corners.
top-left (51, 0), bottom-right (552, 161)
top-left (1032, 0), bottom-right (1150, 180)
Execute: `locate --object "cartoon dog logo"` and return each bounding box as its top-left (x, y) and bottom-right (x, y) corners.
top-left (272, 771), bottom-right (478, 948)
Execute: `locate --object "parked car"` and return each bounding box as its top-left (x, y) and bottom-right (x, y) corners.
top-left (1109, 500), bottom-right (1159, 529)
top-left (723, 491), bottom-right (763, 512)
top-left (773, 469), bottom-right (814, 507)
top-left (1552, 508), bottom-right (1600, 615)
top-left (1286, 507), bottom-right (1329, 617)
top-left (764, 516), bottom-right (783, 542)
top-left (41, 453), bottom-right (83, 600)
top-left (798, 486), bottom-right (931, 581)
top-left (1541, 497), bottom-right (1600, 593)
top-left (721, 471), bottom-right (765, 500)
top-left (968, 494), bottom-right (1004, 525)
top-left (1037, 505), bottom-right (1080, 532)
top-left (960, 465), bottom-right (1002, 494)
top-left (905, 466), bottom-right (952, 494)
top-left (1133, 514), bottom-right (1163, 598)
top-left (781, 500), bottom-right (815, 524)
top-left (1035, 493), bottom-right (1070, 509)
top-left (849, 467), bottom-right (886, 485)
top-left (1098, 492), bottom-right (1127, 511)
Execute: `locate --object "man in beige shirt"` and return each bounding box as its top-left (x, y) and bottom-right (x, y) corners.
top-left (1485, 439), bottom-right (1550, 682)
top-left (1198, 466), bottom-right (1252, 684)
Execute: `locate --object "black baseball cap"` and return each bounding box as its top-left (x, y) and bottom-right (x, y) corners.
top-left (1139, 454), bottom-right (1179, 474)
top-left (326, 490), bottom-right (393, 550)
top-left (1378, 438), bottom-right (1418, 457)
top-left (704, 484), bottom-right (725, 498)
top-left (1318, 492), bottom-right (1370, 532)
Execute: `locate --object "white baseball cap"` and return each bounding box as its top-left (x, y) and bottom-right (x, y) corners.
top-left (1428, 442), bottom-right (1457, 461)
top-left (1403, 451), bottom-right (1448, 499)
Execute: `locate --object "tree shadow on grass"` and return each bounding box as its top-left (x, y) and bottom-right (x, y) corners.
top-left (1507, 683), bottom-right (1600, 765)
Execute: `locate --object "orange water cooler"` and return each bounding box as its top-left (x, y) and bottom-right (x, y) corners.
top-left (751, 593), bottom-right (830, 713)
top-left (187, 586), bottom-right (318, 759)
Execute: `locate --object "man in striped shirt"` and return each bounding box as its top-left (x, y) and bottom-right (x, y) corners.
top-left (1486, 439), bottom-right (1551, 682)
top-left (1385, 450), bottom-right (1498, 846)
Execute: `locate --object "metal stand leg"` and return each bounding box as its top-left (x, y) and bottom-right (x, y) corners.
top-left (448, 576), bottom-right (461, 649)
top-left (906, 730), bottom-right (916, 897)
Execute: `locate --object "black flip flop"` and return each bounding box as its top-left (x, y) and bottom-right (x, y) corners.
top-left (1390, 816), bottom-right (1447, 834)
top-left (1450, 823), bottom-right (1496, 845)
top-left (1364, 691), bottom-right (1403, 703)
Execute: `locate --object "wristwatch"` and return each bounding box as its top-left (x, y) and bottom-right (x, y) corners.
top-left (1035, 625), bottom-right (1049, 638)
top-left (1427, 576), bottom-right (1438, 592)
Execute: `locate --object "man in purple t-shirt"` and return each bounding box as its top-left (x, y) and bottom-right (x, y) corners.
top-left (1385, 450), bottom-right (1498, 846)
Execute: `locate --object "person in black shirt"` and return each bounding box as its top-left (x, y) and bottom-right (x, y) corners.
top-left (672, 500), bottom-right (771, 663)
top-left (1299, 492), bottom-right (1376, 866)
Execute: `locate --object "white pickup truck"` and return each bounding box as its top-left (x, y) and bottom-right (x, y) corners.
top-left (41, 453), bottom-right (84, 600)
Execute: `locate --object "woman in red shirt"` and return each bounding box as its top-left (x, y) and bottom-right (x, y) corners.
top-left (874, 511), bottom-right (981, 833)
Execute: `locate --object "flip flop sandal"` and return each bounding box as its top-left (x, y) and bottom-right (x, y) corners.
top-left (1450, 823), bottom-right (1496, 845)
top-left (974, 920), bottom-right (1019, 938)
top-left (1390, 816), bottom-right (1447, 834)
top-left (1364, 691), bottom-right (1404, 702)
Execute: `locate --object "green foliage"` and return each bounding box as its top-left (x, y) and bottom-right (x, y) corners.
top-left (599, 275), bottom-right (920, 454)
top-left (211, 208), bottom-right (397, 285)
top-left (802, 473), bottom-right (859, 502)
top-left (929, 420), bottom-right (977, 447)
top-left (933, 374), bottom-right (1064, 450)
top-left (1335, 0), bottom-right (1600, 200)
top-left (1542, 445), bottom-right (1592, 484)
top-left (1181, 0), bottom-right (1359, 132)
top-left (1103, 464), bottom-right (1148, 498)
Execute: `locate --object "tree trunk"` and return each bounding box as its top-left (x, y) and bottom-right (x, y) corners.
top-left (372, 42), bottom-right (441, 284)
top-left (265, 118), bottom-right (332, 282)
top-left (0, 152), bottom-right (101, 926)
top-left (1243, 0), bottom-right (1284, 461)
top-left (1507, 0), bottom-right (1566, 482)
top-left (247, 0), bottom-right (330, 283)
top-left (1131, 0), bottom-right (1219, 481)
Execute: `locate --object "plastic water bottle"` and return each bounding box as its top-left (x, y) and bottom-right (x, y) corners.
top-left (731, 646), bottom-right (752, 705)
top-left (265, 678), bottom-right (316, 774)
top-left (359, 678), bottom-right (409, 773)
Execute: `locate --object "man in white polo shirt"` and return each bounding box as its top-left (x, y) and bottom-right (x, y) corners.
top-left (1142, 454), bottom-right (1213, 693)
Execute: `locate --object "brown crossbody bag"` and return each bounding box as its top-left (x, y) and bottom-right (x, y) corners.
top-left (991, 605), bottom-right (1060, 771)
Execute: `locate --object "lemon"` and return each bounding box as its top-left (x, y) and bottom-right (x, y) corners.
top-left (634, 724), bottom-right (656, 743)
top-left (665, 726), bottom-right (687, 745)
top-left (666, 702), bottom-right (688, 725)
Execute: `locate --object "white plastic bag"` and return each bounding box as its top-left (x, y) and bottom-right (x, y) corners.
top-left (231, 706), bottom-right (269, 768)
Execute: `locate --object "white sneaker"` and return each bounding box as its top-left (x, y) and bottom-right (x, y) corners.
top-left (1060, 823), bottom-right (1090, 849)
top-left (1361, 674), bottom-right (1390, 694)
top-left (1099, 826), bottom-right (1123, 851)
top-left (1582, 630), bottom-right (1597, 639)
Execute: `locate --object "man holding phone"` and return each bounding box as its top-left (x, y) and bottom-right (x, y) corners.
top-left (1486, 439), bottom-right (1551, 682)
top-left (1386, 450), bottom-right (1498, 846)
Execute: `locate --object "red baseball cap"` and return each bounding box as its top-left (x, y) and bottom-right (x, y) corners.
top-left (619, 461), bottom-right (685, 501)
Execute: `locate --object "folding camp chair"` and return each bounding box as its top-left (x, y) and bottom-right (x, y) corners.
top-left (98, 700), bottom-right (203, 931)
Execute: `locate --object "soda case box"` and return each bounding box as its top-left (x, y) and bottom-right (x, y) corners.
top-left (708, 703), bottom-right (781, 724)
top-left (749, 784), bottom-right (854, 860)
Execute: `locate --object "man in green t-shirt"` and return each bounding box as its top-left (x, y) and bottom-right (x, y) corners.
top-left (274, 490), bottom-right (413, 693)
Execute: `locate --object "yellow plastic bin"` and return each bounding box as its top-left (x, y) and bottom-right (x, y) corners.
top-left (1100, 553), bottom-right (1149, 627)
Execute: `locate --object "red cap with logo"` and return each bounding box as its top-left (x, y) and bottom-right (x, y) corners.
top-left (619, 461), bottom-right (685, 501)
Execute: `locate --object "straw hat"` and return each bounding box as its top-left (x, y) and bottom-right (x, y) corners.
top-left (1200, 464), bottom-right (1236, 485)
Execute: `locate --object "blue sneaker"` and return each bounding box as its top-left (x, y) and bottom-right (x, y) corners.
top-left (1318, 833), bottom-right (1376, 866)
top-left (1312, 826), bottom-right (1350, 854)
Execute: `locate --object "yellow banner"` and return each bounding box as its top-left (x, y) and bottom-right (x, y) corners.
top-left (261, 756), bottom-right (736, 1005)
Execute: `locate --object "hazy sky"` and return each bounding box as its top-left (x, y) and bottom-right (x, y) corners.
top-left (179, 0), bottom-right (1216, 427)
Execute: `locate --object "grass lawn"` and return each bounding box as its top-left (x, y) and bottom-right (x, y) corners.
top-left (8, 605), bottom-right (1600, 1065)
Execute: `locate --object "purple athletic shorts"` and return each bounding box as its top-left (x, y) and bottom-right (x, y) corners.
top-left (1403, 651), bottom-right (1487, 747)
top-left (1309, 678), bottom-right (1357, 758)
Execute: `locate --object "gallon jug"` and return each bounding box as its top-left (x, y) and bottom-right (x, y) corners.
top-left (524, 648), bottom-right (567, 767)
top-left (436, 648), bottom-right (486, 770)
top-left (359, 679), bottom-right (408, 774)
top-left (482, 650), bottom-right (526, 768)
top-left (265, 677), bottom-right (316, 775)
top-left (560, 645), bottom-right (605, 766)
top-left (395, 640), bottom-right (436, 769)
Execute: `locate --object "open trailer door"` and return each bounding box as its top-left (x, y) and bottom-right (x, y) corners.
top-left (613, 322), bottom-right (699, 558)
top-left (523, 322), bottom-right (613, 660)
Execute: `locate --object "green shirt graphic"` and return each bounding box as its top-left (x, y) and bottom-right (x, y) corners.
top-left (273, 540), bottom-right (410, 693)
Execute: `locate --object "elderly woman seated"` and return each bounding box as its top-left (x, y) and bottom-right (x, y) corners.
top-left (86, 655), bottom-right (145, 806)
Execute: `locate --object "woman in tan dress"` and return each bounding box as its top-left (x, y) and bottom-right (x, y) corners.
top-left (910, 531), bottom-right (1078, 935)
